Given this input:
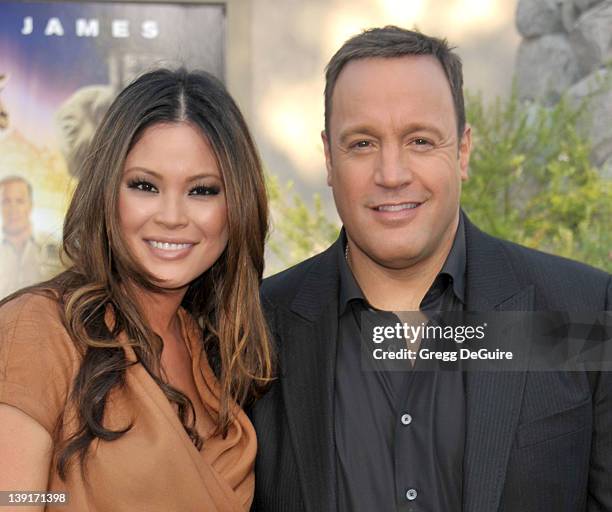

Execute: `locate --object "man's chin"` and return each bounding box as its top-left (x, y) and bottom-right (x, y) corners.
top-left (359, 243), bottom-right (426, 270)
top-left (373, 254), bottom-right (424, 270)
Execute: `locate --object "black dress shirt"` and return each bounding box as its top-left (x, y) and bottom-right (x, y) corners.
top-left (335, 216), bottom-right (467, 512)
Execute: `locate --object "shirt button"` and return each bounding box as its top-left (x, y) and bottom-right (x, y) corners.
top-left (401, 413), bottom-right (412, 425)
top-left (406, 488), bottom-right (418, 501)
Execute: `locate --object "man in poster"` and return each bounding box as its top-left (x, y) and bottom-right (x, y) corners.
top-left (0, 176), bottom-right (61, 298)
top-left (251, 26), bottom-right (612, 511)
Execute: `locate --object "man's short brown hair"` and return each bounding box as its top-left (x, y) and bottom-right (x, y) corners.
top-left (0, 175), bottom-right (33, 200)
top-left (324, 26), bottom-right (465, 140)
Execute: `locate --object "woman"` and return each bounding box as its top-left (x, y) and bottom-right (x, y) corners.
top-left (0, 69), bottom-right (273, 511)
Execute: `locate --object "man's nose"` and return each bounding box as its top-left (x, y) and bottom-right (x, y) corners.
top-left (153, 194), bottom-right (189, 228)
top-left (4, 202), bottom-right (18, 215)
top-left (373, 144), bottom-right (414, 189)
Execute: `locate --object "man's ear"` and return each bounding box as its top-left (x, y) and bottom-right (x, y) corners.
top-left (322, 130), bottom-right (333, 186)
top-left (459, 124), bottom-right (472, 181)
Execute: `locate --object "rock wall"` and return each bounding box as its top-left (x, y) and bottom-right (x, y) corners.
top-left (515, 0), bottom-right (612, 173)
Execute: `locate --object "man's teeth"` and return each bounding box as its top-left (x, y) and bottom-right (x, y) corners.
top-left (148, 241), bottom-right (192, 250)
top-left (377, 203), bottom-right (419, 212)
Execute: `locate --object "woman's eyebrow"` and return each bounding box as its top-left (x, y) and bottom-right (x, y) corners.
top-left (123, 167), bottom-right (163, 179)
top-left (123, 168), bottom-right (219, 182)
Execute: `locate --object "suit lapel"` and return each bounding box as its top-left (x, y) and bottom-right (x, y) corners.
top-left (278, 244), bottom-right (340, 512)
top-left (462, 216), bottom-right (534, 512)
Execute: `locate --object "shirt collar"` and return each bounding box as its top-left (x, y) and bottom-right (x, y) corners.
top-left (337, 228), bottom-right (365, 315)
top-left (337, 212), bottom-right (466, 314)
top-left (439, 212), bottom-right (466, 303)
top-left (1, 233), bottom-right (36, 250)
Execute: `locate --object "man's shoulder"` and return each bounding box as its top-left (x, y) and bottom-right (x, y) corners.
top-left (262, 252), bottom-right (326, 301)
top-left (464, 215), bottom-right (609, 283)
top-left (262, 247), bottom-right (335, 307)
top-left (495, 236), bottom-right (609, 283)
top-left (479, 232), bottom-right (611, 308)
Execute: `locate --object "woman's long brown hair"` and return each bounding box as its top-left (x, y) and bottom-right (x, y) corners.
top-left (1, 69), bottom-right (273, 478)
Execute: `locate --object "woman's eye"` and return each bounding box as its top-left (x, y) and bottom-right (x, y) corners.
top-left (189, 185), bottom-right (220, 196)
top-left (127, 180), bottom-right (158, 193)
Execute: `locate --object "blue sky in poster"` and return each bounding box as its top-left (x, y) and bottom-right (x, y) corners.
top-left (0, 0), bottom-right (225, 144)
top-left (1, 2), bottom-right (114, 92)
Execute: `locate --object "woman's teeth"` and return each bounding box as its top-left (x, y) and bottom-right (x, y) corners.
top-left (147, 241), bottom-right (193, 250)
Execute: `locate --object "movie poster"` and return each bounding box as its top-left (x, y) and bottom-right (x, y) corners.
top-left (0, 0), bottom-right (225, 298)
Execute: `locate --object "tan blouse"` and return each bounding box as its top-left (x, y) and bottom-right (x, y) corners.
top-left (0, 293), bottom-right (256, 511)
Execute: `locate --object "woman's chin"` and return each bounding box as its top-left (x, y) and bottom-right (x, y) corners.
top-left (148, 276), bottom-right (191, 292)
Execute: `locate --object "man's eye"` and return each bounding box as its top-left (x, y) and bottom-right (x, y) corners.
top-left (189, 185), bottom-right (220, 196)
top-left (412, 138), bottom-right (432, 146)
top-left (127, 179), bottom-right (158, 193)
top-left (351, 140), bottom-right (372, 149)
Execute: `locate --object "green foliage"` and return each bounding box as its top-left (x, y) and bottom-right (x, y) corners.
top-left (266, 174), bottom-right (339, 274)
top-left (462, 88), bottom-right (611, 272)
top-left (267, 87), bottom-right (611, 273)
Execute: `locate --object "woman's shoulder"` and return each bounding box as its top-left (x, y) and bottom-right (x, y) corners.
top-left (1, 290), bottom-right (62, 318)
top-left (0, 291), bottom-right (79, 364)
top-left (0, 291), bottom-right (65, 336)
top-left (0, 292), bottom-right (78, 434)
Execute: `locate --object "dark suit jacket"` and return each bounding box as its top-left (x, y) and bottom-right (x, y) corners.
top-left (251, 216), bottom-right (612, 512)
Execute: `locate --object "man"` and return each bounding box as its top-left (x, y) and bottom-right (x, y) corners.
top-left (0, 176), bottom-right (61, 298)
top-left (251, 27), bottom-right (611, 511)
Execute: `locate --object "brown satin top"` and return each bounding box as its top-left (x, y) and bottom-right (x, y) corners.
top-left (0, 293), bottom-right (256, 511)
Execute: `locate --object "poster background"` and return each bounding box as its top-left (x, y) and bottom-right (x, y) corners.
top-left (0, 0), bottom-right (225, 232)
top-left (0, 0), bottom-right (225, 296)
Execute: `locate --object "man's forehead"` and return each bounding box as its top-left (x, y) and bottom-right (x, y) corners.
top-left (1, 180), bottom-right (30, 197)
top-left (330, 55), bottom-right (456, 130)
top-left (334, 55), bottom-right (450, 94)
